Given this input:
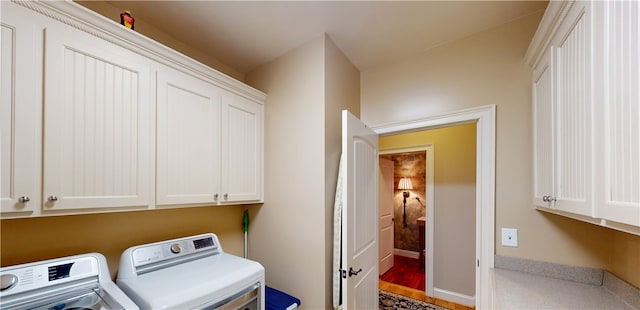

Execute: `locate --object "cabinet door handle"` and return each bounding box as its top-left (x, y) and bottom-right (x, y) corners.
top-left (214, 194), bottom-right (219, 200)
top-left (18, 196), bottom-right (30, 203)
top-left (223, 193), bottom-right (228, 200)
top-left (48, 195), bottom-right (58, 202)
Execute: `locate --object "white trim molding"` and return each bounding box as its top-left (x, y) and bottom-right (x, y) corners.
top-left (524, 0), bottom-right (576, 68)
top-left (393, 248), bottom-right (420, 259)
top-left (434, 288), bottom-right (475, 307)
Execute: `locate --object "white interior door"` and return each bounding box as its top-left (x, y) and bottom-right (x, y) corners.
top-left (341, 110), bottom-right (379, 309)
top-left (378, 157), bottom-right (394, 275)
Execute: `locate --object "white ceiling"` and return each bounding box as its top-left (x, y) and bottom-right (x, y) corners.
top-left (105, 1), bottom-right (547, 73)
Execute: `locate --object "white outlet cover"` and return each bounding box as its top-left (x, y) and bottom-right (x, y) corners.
top-left (501, 228), bottom-right (518, 247)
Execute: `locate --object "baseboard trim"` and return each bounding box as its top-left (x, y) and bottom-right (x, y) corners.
top-left (434, 288), bottom-right (475, 307)
top-left (393, 248), bottom-right (419, 259)
top-left (603, 271), bottom-right (640, 309)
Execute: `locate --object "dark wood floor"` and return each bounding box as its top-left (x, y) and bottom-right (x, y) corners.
top-left (379, 255), bottom-right (425, 291)
top-left (379, 255), bottom-right (474, 309)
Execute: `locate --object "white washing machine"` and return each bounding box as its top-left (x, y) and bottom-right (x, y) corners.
top-left (116, 233), bottom-right (265, 310)
top-left (0, 253), bottom-right (139, 310)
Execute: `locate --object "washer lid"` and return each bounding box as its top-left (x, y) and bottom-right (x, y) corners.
top-left (117, 253), bottom-right (264, 309)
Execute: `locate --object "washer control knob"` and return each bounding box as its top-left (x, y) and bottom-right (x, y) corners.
top-left (170, 243), bottom-right (182, 254)
top-left (1, 274), bottom-right (18, 291)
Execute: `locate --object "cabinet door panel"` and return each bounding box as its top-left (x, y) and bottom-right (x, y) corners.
top-left (156, 69), bottom-right (221, 206)
top-left (598, 0), bottom-right (640, 226)
top-left (553, 2), bottom-right (593, 216)
top-left (220, 92), bottom-right (263, 203)
top-left (43, 24), bottom-right (152, 211)
top-left (1, 3), bottom-right (42, 216)
top-left (532, 51), bottom-right (554, 207)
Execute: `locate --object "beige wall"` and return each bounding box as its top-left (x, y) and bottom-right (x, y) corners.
top-left (0, 206), bottom-right (247, 279)
top-left (610, 230), bottom-right (640, 288)
top-left (323, 36), bottom-right (361, 307)
top-left (362, 10), bottom-right (640, 289)
top-left (380, 123), bottom-right (476, 296)
top-left (245, 35), bottom-right (327, 308)
top-left (245, 34), bottom-right (359, 308)
top-left (76, 1), bottom-right (244, 81)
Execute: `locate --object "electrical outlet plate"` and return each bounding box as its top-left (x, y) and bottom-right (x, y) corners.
top-left (501, 228), bottom-right (518, 247)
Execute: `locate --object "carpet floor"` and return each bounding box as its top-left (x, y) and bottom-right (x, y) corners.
top-left (379, 290), bottom-right (449, 310)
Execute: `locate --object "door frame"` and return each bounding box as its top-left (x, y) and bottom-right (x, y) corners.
top-left (372, 104), bottom-right (495, 308)
top-left (379, 145), bottom-right (435, 297)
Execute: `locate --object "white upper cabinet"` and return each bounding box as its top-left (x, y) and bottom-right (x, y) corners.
top-left (527, 0), bottom-right (639, 233)
top-left (0, 2), bottom-right (43, 217)
top-left (220, 90), bottom-right (264, 203)
top-left (593, 0), bottom-right (640, 227)
top-left (42, 21), bottom-right (153, 212)
top-left (1, 0), bottom-right (265, 218)
top-left (550, 1), bottom-right (594, 217)
top-left (531, 1), bottom-right (595, 217)
top-left (156, 68), bottom-right (222, 206)
top-left (532, 49), bottom-right (554, 208)
top-left (156, 68), bottom-right (264, 206)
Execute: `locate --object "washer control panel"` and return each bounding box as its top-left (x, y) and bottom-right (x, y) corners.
top-left (131, 234), bottom-right (219, 267)
top-left (0, 257), bottom-right (98, 295)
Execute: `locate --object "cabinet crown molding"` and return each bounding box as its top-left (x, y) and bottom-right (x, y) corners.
top-left (524, 0), bottom-right (576, 68)
top-left (11, 0), bottom-right (267, 104)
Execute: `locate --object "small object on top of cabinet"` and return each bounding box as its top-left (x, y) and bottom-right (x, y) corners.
top-left (120, 10), bottom-right (134, 30)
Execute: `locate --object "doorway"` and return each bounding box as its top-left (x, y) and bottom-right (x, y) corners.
top-left (378, 147), bottom-right (434, 295)
top-left (373, 104), bottom-right (495, 308)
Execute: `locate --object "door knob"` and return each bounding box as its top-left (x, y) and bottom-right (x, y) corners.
top-left (18, 196), bottom-right (30, 203)
top-left (348, 267), bottom-right (362, 277)
top-left (48, 195), bottom-right (58, 202)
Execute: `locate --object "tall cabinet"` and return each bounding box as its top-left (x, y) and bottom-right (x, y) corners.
top-left (527, 0), bottom-right (639, 234)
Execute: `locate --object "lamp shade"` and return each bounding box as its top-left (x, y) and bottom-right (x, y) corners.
top-left (398, 178), bottom-right (413, 190)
